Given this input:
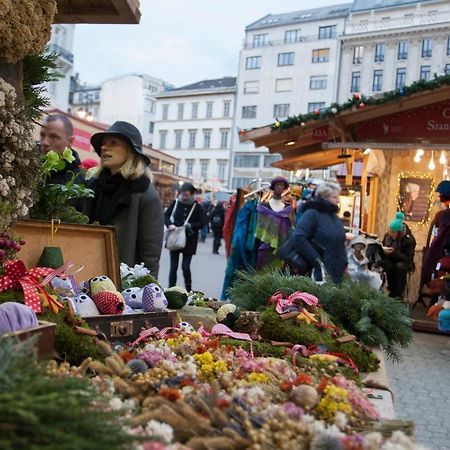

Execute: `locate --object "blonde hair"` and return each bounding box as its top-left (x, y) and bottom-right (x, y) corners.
top-left (95, 147), bottom-right (153, 181)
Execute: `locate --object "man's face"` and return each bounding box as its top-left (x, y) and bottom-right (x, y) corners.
top-left (389, 231), bottom-right (399, 240)
top-left (40, 120), bottom-right (73, 154)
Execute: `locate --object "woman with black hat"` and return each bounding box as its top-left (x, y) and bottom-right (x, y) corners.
top-left (83, 121), bottom-right (164, 278)
top-left (164, 182), bottom-right (204, 292)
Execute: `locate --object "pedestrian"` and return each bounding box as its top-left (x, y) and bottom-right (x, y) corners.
top-left (164, 182), bottom-right (204, 291)
top-left (380, 212), bottom-right (416, 299)
top-left (210, 202), bottom-right (225, 254)
top-left (84, 121), bottom-right (164, 278)
top-left (200, 199), bottom-right (213, 242)
top-left (293, 181), bottom-right (347, 283)
top-left (39, 114), bottom-right (84, 185)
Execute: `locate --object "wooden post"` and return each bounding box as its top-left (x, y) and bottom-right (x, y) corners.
top-left (368, 176), bottom-right (379, 234)
top-left (345, 151), bottom-right (354, 186)
top-left (360, 154), bottom-right (368, 230)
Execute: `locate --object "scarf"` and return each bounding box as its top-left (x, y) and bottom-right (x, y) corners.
top-left (91, 169), bottom-right (150, 225)
top-left (255, 203), bottom-right (294, 250)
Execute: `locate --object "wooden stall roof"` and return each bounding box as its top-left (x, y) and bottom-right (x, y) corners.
top-left (240, 84), bottom-right (450, 171)
top-left (55, 0), bottom-right (141, 24)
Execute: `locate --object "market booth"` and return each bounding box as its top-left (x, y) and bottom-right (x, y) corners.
top-left (239, 78), bottom-right (450, 315)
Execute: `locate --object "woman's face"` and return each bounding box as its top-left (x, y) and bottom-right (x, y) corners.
top-left (100, 136), bottom-right (130, 174)
top-left (273, 182), bottom-right (286, 196)
top-left (325, 191), bottom-right (340, 206)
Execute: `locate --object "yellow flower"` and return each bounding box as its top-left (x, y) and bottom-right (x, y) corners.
top-left (316, 384), bottom-right (352, 421)
top-left (247, 372), bottom-right (270, 383)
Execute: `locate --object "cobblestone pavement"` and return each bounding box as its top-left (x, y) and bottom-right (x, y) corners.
top-left (386, 332), bottom-right (450, 450)
top-left (160, 237), bottom-right (450, 449)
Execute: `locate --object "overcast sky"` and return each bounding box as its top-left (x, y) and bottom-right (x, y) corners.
top-left (73, 0), bottom-right (351, 88)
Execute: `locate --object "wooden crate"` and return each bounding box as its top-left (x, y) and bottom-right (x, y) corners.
top-left (2, 320), bottom-right (56, 358)
top-left (84, 311), bottom-right (178, 343)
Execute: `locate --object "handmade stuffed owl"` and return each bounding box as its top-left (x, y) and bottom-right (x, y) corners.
top-left (92, 291), bottom-right (125, 315)
top-left (50, 275), bottom-right (80, 297)
top-left (89, 275), bottom-right (117, 296)
top-left (178, 321), bottom-right (195, 333)
top-left (122, 287), bottom-right (144, 309)
top-left (69, 294), bottom-right (100, 317)
top-left (142, 283), bottom-right (168, 312)
top-left (216, 304), bottom-right (240, 328)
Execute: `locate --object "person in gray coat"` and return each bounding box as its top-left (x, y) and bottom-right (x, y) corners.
top-left (84, 121), bottom-right (164, 278)
top-left (293, 181), bottom-right (347, 283)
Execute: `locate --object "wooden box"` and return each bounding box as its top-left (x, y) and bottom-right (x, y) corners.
top-left (11, 219), bottom-right (121, 288)
top-left (84, 311), bottom-right (178, 343)
top-left (2, 320), bottom-right (56, 358)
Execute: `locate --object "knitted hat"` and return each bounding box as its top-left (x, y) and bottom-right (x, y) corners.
top-left (270, 176), bottom-right (289, 190)
top-left (436, 180), bottom-right (450, 196)
top-left (389, 212), bottom-right (405, 232)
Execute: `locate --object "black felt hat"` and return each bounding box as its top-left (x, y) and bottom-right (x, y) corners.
top-left (91, 121), bottom-right (150, 166)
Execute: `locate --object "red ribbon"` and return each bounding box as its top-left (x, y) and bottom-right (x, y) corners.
top-left (0, 260), bottom-right (66, 313)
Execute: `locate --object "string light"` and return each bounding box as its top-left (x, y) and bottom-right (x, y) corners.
top-left (363, 148), bottom-right (372, 155)
top-left (417, 149), bottom-right (425, 156)
top-left (428, 151), bottom-right (435, 170)
top-left (439, 150), bottom-right (447, 165)
top-left (414, 153), bottom-right (421, 163)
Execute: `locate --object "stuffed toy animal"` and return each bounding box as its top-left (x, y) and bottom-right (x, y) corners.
top-left (216, 303), bottom-right (240, 328)
top-left (50, 275), bottom-right (81, 297)
top-left (68, 294), bottom-right (100, 317)
top-left (178, 321), bottom-right (195, 333)
top-left (89, 275), bottom-right (117, 295)
top-left (142, 283), bottom-right (168, 312)
top-left (122, 287), bottom-right (144, 309)
top-left (92, 291), bottom-right (125, 315)
top-left (438, 300), bottom-right (450, 333)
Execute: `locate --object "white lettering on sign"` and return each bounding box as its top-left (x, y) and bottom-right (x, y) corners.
top-left (442, 108), bottom-right (450, 119)
top-left (427, 120), bottom-right (450, 131)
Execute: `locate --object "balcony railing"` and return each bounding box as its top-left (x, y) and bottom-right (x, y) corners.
top-left (346, 11), bottom-right (450, 35)
top-left (243, 33), bottom-right (337, 49)
top-left (48, 43), bottom-right (74, 63)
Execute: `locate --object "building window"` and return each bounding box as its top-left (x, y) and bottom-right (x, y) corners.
top-left (264, 154), bottom-right (281, 167)
top-left (308, 102), bottom-right (325, 113)
top-left (244, 81), bottom-right (259, 94)
top-left (310, 75), bottom-right (327, 90)
top-left (285, 29), bottom-right (302, 43)
top-left (188, 130), bottom-right (197, 148)
top-left (395, 68), bottom-right (406, 89)
top-left (273, 103), bottom-right (290, 118)
top-left (174, 130), bottom-right (183, 149)
top-left (420, 65), bottom-right (431, 81)
top-left (150, 101), bottom-right (156, 114)
top-left (398, 41), bottom-right (408, 60)
top-left (374, 43), bottom-right (385, 62)
top-left (350, 72), bottom-right (360, 93)
top-left (206, 101), bottom-right (214, 119)
top-left (242, 105), bottom-right (257, 119)
top-left (447, 36), bottom-right (450, 55)
top-left (186, 159), bottom-right (194, 177)
top-left (253, 33), bottom-right (268, 48)
top-left (353, 46), bottom-right (363, 64)
top-left (159, 130), bottom-right (167, 149)
top-left (162, 104), bottom-right (169, 120)
top-left (191, 102), bottom-right (198, 119)
top-left (422, 38), bottom-right (432, 58)
top-left (445, 64), bottom-right (450, 76)
top-left (203, 129), bottom-right (212, 149)
top-left (223, 100), bottom-right (231, 117)
top-left (220, 129), bottom-right (229, 148)
top-left (217, 160), bottom-right (227, 181)
top-left (372, 69), bottom-right (383, 91)
top-left (278, 52), bottom-right (294, 66)
top-left (232, 177), bottom-right (253, 189)
top-left (177, 103), bottom-right (184, 120)
top-left (275, 78), bottom-right (293, 92)
top-left (200, 160), bottom-right (209, 180)
top-left (246, 56), bottom-right (261, 70)
top-left (312, 48), bottom-right (330, 63)
top-left (318, 25), bottom-right (336, 39)
top-left (148, 121), bottom-right (154, 134)
top-left (234, 155), bottom-right (260, 168)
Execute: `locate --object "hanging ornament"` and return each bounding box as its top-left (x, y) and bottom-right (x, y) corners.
top-left (274, 120), bottom-right (281, 128)
top-left (301, 122), bottom-right (306, 127)
top-left (314, 109), bottom-right (321, 116)
top-left (359, 102), bottom-right (365, 109)
top-left (353, 93), bottom-right (361, 101)
top-left (331, 107), bottom-right (337, 114)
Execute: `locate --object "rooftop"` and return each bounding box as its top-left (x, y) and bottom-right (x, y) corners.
top-left (174, 77), bottom-right (237, 91)
top-left (246, 3), bottom-right (352, 31)
top-left (351, 0), bottom-right (439, 12)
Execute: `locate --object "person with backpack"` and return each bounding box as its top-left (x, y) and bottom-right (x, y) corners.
top-left (210, 202), bottom-right (225, 254)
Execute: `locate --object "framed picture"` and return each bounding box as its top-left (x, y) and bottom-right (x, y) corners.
top-left (397, 174), bottom-right (434, 223)
top-left (11, 219), bottom-right (121, 287)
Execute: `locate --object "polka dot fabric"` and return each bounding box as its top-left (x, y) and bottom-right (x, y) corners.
top-left (92, 291), bottom-right (125, 315)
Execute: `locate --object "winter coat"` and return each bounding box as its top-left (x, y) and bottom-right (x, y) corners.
top-left (382, 229), bottom-right (416, 271)
top-left (164, 199), bottom-right (204, 255)
top-left (83, 173), bottom-right (164, 278)
top-left (293, 197), bottom-right (347, 283)
top-left (210, 205), bottom-right (225, 232)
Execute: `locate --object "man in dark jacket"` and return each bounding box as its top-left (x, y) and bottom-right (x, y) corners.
top-left (39, 114), bottom-right (84, 185)
top-left (381, 212), bottom-right (416, 299)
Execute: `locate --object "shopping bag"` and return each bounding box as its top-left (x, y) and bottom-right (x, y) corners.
top-left (166, 226), bottom-right (187, 251)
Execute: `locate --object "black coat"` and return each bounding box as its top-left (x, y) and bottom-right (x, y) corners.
top-left (164, 200), bottom-right (204, 255)
top-left (382, 230), bottom-right (416, 271)
top-left (293, 197), bottom-right (347, 283)
top-left (210, 205), bottom-right (225, 232)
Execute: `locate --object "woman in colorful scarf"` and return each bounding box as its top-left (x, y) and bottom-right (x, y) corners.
top-left (255, 176), bottom-right (295, 269)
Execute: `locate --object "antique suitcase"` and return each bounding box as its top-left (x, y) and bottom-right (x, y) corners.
top-left (84, 311), bottom-right (178, 343)
top-left (2, 320), bottom-right (56, 358)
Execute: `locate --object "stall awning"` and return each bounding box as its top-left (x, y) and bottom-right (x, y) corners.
top-left (55, 0), bottom-right (141, 24)
top-left (152, 171), bottom-right (189, 186)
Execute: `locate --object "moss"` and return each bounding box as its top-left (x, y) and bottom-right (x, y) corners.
top-left (259, 306), bottom-right (379, 373)
top-left (122, 274), bottom-right (160, 290)
top-left (0, 290), bottom-right (25, 305)
top-left (40, 305), bottom-right (102, 366)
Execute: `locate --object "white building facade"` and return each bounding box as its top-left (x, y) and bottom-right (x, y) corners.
top-left (231, 4), bottom-right (352, 189)
top-left (154, 78), bottom-right (236, 190)
top-left (44, 24), bottom-right (75, 112)
top-left (98, 73), bottom-right (174, 145)
top-left (338, 0), bottom-right (450, 102)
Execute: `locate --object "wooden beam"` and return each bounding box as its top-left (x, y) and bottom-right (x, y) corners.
top-left (360, 155), bottom-right (368, 230)
top-left (322, 142), bottom-right (450, 150)
top-left (345, 152), bottom-right (354, 185)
